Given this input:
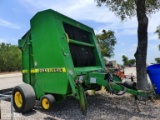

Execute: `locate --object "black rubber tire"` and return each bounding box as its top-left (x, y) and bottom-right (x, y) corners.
top-left (12, 84), bottom-right (36, 113)
top-left (77, 84), bottom-right (87, 115)
top-left (41, 94), bottom-right (55, 110)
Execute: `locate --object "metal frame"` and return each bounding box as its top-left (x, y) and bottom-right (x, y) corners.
top-left (0, 92), bottom-right (13, 120)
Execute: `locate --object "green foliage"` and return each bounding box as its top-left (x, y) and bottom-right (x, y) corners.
top-left (96, 30), bottom-right (117, 57)
top-left (155, 25), bottom-right (160, 50)
top-left (96, 0), bottom-right (160, 20)
top-left (128, 59), bottom-right (136, 65)
top-left (155, 25), bottom-right (160, 39)
top-left (155, 58), bottom-right (160, 63)
top-left (122, 55), bottom-right (128, 65)
top-left (0, 43), bottom-right (21, 72)
top-left (122, 55), bottom-right (136, 66)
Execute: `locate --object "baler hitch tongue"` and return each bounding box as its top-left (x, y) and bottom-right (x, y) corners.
top-left (89, 72), bottom-right (149, 98)
top-left (105, 73), bottom-right (150, 98)
top-left (103, 73), bottom-right (152, 112)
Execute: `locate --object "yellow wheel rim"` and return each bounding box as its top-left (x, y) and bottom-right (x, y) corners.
top-left (14, 91), bottom-right (23, 108)
top-left (42, 98), bottom-right (50, 109)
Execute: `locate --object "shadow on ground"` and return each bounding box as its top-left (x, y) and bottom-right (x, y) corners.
top-left (19, 94), bottom-right (157, 120)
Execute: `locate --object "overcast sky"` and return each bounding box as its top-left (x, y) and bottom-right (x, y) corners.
top-left (0, 0), bottom-right (160, 64)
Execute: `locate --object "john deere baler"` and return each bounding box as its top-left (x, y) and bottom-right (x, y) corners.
top-left (12, 9), bottom-right (148, 114)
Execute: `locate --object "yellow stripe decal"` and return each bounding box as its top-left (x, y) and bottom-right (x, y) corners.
top-left (30, 69), bottom-right (39, 73)
top-left (62, 67), bottom-right (66, 72)
top-left (22, 70), bottom-right (28, 74)
top-left (30, 68), bottom-right (66, 73)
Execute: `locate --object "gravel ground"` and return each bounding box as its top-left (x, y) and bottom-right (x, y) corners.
top-left (1, 68), bottom-right (160, 120)
top-left (1, 92), bottom-right (160, 120)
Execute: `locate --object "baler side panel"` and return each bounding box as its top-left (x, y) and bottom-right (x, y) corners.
top-left (30, 10), bottom-right (70, 98)
top-left (19, 39), bottom-right (30, 84)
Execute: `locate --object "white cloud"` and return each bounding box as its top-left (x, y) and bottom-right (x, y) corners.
top-left (94, 17), bottom-right (138, 37)
top-left (148, 12), bottom-right (160, 33)
top-left (94, 28), bottom-right (110, 34)
top-left (17, 0), bottom-right (160, 34)
top-left (131, 43), bottom-right (137, 48)
top-left (108, 18), bottom-right (137, 29)
top-left (18, 0), bottom-right (118, 23)
top-left (148, 44), bottom-right (159, 51)
top-left (128, 43), bottom-right (137, 53)
top-left (0, 18), bottom-right (21, 29)
top-left (147, 44), bottom-right (160, 64)
top-left (117, 53), bottom-right (125, 56)
top-left (0, 38), bottom-right (8, 43)
top-left (118, 28), bottom-right (137, 35)
top-left (120, 43), bottom-right (125, 46)
top-left (18, 0), bottom-right (160, 37)
top-left (148, 34), bottom-right (159, 40)
top-left (95, 11), bottom-right (160, 37)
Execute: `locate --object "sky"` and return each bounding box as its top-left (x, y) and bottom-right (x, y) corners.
top-left (0, 0), bottom-right (160, 64)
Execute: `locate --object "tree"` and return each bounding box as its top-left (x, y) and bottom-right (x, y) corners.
top-left (155, 25), bottom-right (160, 39)
top-left (122, 55), bottom-right (136, 65)
top-left (96, 30), bottom-right (117, 57)
top-left (95, 0), bottom-right (160, 90)
top-left (155, 58), bottom-right (160, 63)
top-left (155, 25), bottom-right (160, 50)
top-left (0, 43), bottom-right (21, 72)
top-left (128, 59), bottom-right (136, 65)
top-left (122, 55), bottom-right (128, 66)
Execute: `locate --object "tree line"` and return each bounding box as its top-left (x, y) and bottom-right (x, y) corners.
top-left (0, 43), bottom-right (21, 72)
top-left (122, 55), bottom-right (136, 66)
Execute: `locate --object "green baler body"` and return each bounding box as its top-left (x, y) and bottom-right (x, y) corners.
top-left (18, 9), bottom-right (105, 100)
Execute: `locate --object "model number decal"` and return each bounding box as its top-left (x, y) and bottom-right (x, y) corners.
top-left (22, 68), bottom-right (66, 74)
top-left (38, 68), bottom-right (66, 73)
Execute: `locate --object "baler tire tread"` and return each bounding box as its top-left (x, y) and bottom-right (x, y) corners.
top-left (78, 84), bottom-right (87, 115)
top-left (12, 84), bottom-right (36, 113)
top-left (41, 94), bottom-right (55, 110)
